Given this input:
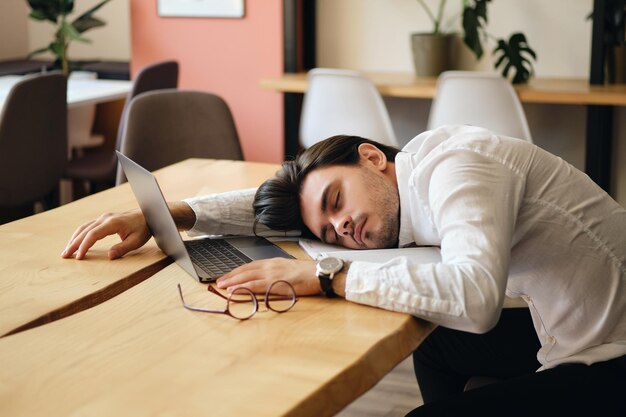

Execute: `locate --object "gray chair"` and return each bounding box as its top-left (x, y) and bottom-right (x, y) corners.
top-left (64, 60), bottom-right (179, 195)
top-left (0, 73), bottom-right (67, 224)
top-left (116, 89), bottom-right (243, 184)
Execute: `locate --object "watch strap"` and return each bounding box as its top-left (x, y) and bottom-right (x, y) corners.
top-left (318, 272), bottom-right (336, 298)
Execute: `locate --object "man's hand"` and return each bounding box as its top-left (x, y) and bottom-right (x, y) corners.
top-left (61, 201), bottom-right (195, 260)
top-left (216, 258), bottom-right (347, 297)
top-left (61, 209), bottom-right (151, 260)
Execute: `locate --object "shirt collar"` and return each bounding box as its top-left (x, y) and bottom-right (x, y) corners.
top-left (394, 151), bottom-right (421, 247)
top-left (393, 128), bottom-right (453, 247)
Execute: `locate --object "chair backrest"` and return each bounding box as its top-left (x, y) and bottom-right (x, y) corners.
top-left (299, 68), bottom-right (398, 149)
top-left (0, 72), bottom-right (67, 206)
top-left (115, 60), bottom-right (179, 150)
top-left (129, 60), bottom-right (179, 99)
top-left (427, 71), bottom-right (532, 142)
top-left (116, 89), bottom-right (243, 184)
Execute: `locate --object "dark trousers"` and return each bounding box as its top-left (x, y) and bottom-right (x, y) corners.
top-left (408, 308), bottom-right (626, 416)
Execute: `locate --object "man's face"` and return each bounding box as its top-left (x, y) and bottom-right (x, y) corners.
top-left (299, 152), bottom-right (400, 250)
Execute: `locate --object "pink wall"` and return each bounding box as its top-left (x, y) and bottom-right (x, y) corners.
top-left (129, 0), bottom-right (284, 163)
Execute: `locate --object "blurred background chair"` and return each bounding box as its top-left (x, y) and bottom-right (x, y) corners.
top-left (0, 73), bottom-right (67, 224)
top-left (116, 89), bottom-right (243, 184)
top-left (299, 68), bottom-right (398, 149)
top-left (64, 60), bottom-right (179, 197)
top-left (428, 71), bottom-right (533, 142)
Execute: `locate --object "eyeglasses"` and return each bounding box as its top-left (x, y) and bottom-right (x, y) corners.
top-left (177, 280), bottom-right (298, 320)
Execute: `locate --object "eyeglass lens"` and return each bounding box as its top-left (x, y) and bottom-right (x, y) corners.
top-left (227, 287), bottom-right (257, 320)
top-left (266, 281), bottom-right (297, 313)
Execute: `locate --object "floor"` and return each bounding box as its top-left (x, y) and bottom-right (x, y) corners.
top-left (336, 356), bottom-right (424, 417)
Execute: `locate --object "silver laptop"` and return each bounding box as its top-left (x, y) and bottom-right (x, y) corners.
top-left (116, 152), bottom-right (294, 283)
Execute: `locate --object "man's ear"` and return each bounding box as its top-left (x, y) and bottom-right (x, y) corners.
top-left (357, 143), bottom-right (387, 171)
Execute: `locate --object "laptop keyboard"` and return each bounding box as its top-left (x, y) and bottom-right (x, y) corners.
top-left (185, 239), bottom-right (252, 277)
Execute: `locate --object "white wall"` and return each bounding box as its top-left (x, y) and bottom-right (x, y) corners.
top-left (25, 0), bottom-right (131, 62)
top-left (0, 0), bottom-right (29, 60)
top-left (317, 0), bottom-right (626, 206)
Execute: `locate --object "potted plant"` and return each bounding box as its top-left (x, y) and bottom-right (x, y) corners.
top-left (411, 0), bottom-right (456, 78)
top-left (412, 0), bottom-right (537, 83)
top-left (27, 0), bottom-right (112, 76)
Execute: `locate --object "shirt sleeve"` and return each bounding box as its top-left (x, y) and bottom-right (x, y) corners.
top-left (183, 188), bottom-right (300, 238)
top-left (345, 149), bottom-right (525, 333)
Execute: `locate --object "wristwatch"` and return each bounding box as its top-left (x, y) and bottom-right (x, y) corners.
top-left (316, 257), bottom-right (344, 298)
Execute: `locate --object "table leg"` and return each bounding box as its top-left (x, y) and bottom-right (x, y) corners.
top-left (284, 93), bottom-right (303, 160)
top-left (585, 105), bottom-right (613, 194)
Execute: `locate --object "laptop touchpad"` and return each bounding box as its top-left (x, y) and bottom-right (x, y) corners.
top-left (225, 237), bottom-right (294, 260)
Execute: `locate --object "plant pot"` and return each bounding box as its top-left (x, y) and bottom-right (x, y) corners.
top-left (410, 33), bottom-right (455, 77)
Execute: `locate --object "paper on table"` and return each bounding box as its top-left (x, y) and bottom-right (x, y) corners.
top-left (299, 238), bottom-right (441, 264)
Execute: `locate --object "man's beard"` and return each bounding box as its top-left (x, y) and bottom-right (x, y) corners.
top-left (362, 167), bottom-right (400, 249)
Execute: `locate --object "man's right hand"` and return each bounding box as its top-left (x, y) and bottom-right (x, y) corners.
top-left (61, 209), bottom-right (151, 260)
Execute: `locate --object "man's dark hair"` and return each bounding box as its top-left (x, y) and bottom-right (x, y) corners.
top-left (253, 135), bottom-right (400, 236)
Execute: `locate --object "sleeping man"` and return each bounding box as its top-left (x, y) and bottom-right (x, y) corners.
top-left (63, 125), bottom-right (626, 415)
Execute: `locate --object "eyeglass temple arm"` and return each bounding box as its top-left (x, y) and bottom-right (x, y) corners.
top-left (177, 284), bottom-right (228, 314)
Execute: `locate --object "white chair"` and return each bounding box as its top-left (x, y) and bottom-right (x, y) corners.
top-left (299, 68), bottom-right (398, 148)
top-left (428, 71), bottom-right (532, 142)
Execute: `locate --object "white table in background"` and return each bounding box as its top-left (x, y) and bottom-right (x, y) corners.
top-left (0, 74), bottom-right (132, 111)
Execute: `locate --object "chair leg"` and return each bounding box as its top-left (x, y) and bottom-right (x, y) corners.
top-left (42, 186), bottom-right (61, 210)
top-left (70, 179), bottom-right (90, 200)
top-left (91, 179), bottom-right (115, 193)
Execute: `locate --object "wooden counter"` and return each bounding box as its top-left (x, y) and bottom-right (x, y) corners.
top-left (261, 72), bottom-right (626, 105)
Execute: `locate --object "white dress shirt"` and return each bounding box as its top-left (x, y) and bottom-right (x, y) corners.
top-left (184, 125), bottom-right (626, 370)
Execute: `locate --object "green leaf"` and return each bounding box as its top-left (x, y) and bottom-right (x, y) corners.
top-left (462, 0), bottom-right (491, 60)
top-left (73, 16), bottom-right (106, 34)
top-left (493, 32), bottom-right (537, 84)
top-left (29, 10), bottom-right (48, 21)
top-left (27, 45), bottom-right (51, 58)
top-left (27, 0), bottom-right (59, 22)
top-left (475, 0), bottom-right (488, 21)
top-left (72, 0), bottom-right (111, 33)
top-left (60, 20), bottom-right (90, 43)
top-left (27, 0), bottom-right (74, 22)
top-left (49, 40), bottom-right (65, 58)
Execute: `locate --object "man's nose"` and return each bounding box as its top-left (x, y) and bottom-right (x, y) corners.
top-left (331, 214), bottom-right (353, 237)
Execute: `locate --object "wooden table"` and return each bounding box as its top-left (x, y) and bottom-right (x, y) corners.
top-left (0, 159), bottom-right (280, 337)
top-left (0, 159), bottom-right (433, 417)
top-left (261, 71), bottom-right (626, 193)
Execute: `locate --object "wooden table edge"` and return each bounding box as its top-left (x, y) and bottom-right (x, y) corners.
top-left (1, 257), bottom-right (172, 338)
top-left (286, 317), bottom-right (435, 417)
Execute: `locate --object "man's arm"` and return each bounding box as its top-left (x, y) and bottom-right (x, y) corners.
top-left (216, 258), bottom-right (349, 297)
top-left (183, 188), bottom-right (298, 238)
top-left (170, 201), bottom-right (196, 230)
top-left (62, 187), bottom-right (267, 260)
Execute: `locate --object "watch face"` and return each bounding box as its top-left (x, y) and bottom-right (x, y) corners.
top-left (319, 257), bottom-right (343, 274)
